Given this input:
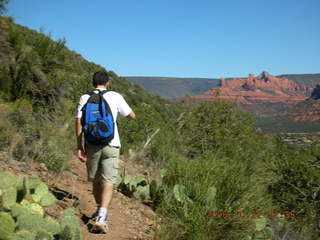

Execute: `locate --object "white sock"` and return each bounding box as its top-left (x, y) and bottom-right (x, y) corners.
top-left (98, 207), bottom-right (108, 221)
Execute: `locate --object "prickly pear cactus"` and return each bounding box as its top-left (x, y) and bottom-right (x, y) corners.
top-left (17, 214), bottom-right (44, 232)
top-left (60, 225), bottom-right (80, 240)
top-left (16, 176), bottom-right (25, 191)
top-left (133, 185), bottom-right (150, 200)
top-left (254, 216), bottom-right (267, 231)
top-left (2, 187), bottom-right (17, 210)
top-left (173, 184), bottom-right (186, 203)
top-left (10, 204), bottom-right (29, 218)
top-left (0, 172), bottom-right (82, 240)
top-left (43, 217), bottom-right (60, 235)
top-left (253, 227), bottom-right (273, 240)
top-left (40, 193), bottom-right (56, 207)
top-left (60, 215), bottom-right (80, 229)
top-left (135, 176), bottom-right (147, 186)
top-left (60, 215), bottom-right (82, 240)
top-left (0, 172), bottom-right (17, 190)
top-left (34, 230), bottom-right (53, 240)
top-left (63, 207), bottom-right (77, 217)
top-left (29, 203), bottom-right (44, 216)
top-left (31, 183), bottom-right (49, 203)
top-left (28, 177), bottom-right (42, 190)
top-left (19, 200), bottom-right (43, 216)
top-left (123, 175), bottom-right (132, 185)
top-left (0, 212), bottom-right (16, 240)
top-left (9, 230), bottom-right (35, 240)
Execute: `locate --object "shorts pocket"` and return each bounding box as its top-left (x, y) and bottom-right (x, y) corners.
top-left (113, 158), bottom-right (119, 169)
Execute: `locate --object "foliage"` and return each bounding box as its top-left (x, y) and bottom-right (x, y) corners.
top-left (179, 100), bottom-right (260, 158)
top-left (155, 152), bottom-right (273, 240)
top-left (116, 170), bottom-right (161, 205)
top-left (266, 140), bottom-right (320, 238)
top-left (0, 0), bottom-right (9, 15)
top-left (0, 16), bottom-right (178, 171)
top-left (0, 212), bottom-right (15, 240)
top-left (0, 171), bottom-right (82, 240)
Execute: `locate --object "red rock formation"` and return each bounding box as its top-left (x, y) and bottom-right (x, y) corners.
top-left (191, 72), bottom-right (312, 104)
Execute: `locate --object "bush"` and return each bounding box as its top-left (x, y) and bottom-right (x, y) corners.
top-left (156, 154), bottom-right (272, 240)
top-left (267, 139), bottom-right (320, 238)
top-left (180, 101), bottom-right (260, 158)
top-left (155, 101), bottom-right (274, 239)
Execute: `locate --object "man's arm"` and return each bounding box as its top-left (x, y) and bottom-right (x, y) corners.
top-left (75, 118), bottom-right (83, 150)
top-left (75, 118), bottom-right (87, 162)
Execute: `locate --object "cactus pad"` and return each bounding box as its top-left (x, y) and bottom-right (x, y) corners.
top-left (28, 176), bottom-right (42, 190)
top-left (0, 212), bottom-right (16, 240)
top-left (10, 204), bottom-right (30, 218)
top-left (31, 183), bottom-right (49, 203)
top-left (17, 214), bottom-right (44, 231)
top-left (63, 207), bottom-right (77, 217)
top-left (43, 217), bottom-right (60, 235)
top-left (254, 216), bottom-right (267, 232)
top-left (133, 185), bottom-right (150, 200)
top-left (8, 230), bottom-right (35, 240)
top-left (2, 187), bottom-right (17, 210)
top-left (60, 215), bottom-right (80, 229)
top-left (40, 192), bottom-right (56, 207)
top-left (16, 176), bottom-right (25, 191)
top-left (29, 203), bottom-right (44, 216)
top-left (60, 215), bottom-right (82, 240)
top-left (34, 230), bottom-right (53, 240)
top-left (0, 172), bottom-right (17, 190)
top-left (60, 225), bottom-right (81, 240)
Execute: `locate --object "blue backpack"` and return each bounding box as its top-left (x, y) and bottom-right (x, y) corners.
top-left (81, 90), bottom-right (114, 145)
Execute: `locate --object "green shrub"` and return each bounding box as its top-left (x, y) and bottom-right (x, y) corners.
top-left (267, 140), bottom-right (320, 238)
top-left (156, 153), bottom-right (272, 240)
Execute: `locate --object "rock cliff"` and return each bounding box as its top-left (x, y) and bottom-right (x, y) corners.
top-left (192, 72), bottom-right (313, 104)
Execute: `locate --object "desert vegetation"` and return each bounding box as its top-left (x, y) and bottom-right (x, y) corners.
top-left (0, 13), bottom-right (319, 240)
top-left (0, 171), bottom-right (82, 240)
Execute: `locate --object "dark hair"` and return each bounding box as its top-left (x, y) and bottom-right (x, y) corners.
top-left (92, 71), bottom-right (109, 87)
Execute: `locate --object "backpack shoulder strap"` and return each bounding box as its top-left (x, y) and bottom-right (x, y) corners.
top-left (98, 89), bottom-right (108, 95)
top-left (87, 90), bottom-right (97, 96)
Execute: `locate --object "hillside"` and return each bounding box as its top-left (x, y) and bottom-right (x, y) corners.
top-left (1, 14), bottom-right (319, 240)
top-left (278, 73), bottom-right (320, 87)
top-left (125, 76), bottom-right (220, 99)
top-left (0, 16), bottom-right (178, 239)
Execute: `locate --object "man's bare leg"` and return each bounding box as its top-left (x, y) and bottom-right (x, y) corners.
top-left (92, 182), bottom-right (113, 207)
top-left (92, 182), bottom-right (102, 206)
top-left (100, 183), bottom-right (113, 208)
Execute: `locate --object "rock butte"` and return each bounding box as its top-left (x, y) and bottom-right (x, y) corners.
top-left (191, 72), bottom-right (313, 104)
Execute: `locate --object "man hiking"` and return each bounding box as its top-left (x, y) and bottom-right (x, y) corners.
top-left (75, 71), bottom-right (136, 233)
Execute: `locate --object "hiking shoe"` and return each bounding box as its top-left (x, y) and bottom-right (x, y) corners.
top-left (91, 210), bottom-right (99, 219)
top-left (93, 216), bottom-right (109, 234)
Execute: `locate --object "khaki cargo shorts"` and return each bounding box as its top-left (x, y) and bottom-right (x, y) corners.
top-left (85, 142), bottom-right (120, 184)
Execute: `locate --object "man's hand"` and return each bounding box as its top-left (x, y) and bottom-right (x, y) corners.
top-left (126, 111), bottom-right (136, 120)
top-left (77, 149), bottom-right (87, 163)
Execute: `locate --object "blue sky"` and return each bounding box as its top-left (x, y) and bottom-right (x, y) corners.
top-left (6, 0), bottom-right (320, 78)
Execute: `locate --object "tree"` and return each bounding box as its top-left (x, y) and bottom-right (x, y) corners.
top-left (0, 0), bottom-right (9, 15)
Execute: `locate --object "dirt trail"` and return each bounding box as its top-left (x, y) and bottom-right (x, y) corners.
top-left (0, 155), bottom-right (155, 240)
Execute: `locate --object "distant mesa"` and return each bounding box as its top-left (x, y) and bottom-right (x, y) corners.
top-left (191, 72), bottom-right (313, 104)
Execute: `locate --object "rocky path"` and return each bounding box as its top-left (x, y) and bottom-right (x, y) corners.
top-left (0, 155), bottom-right (156, 240)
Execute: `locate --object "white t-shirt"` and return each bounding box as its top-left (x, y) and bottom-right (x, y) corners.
top-left (75, 88), bottom-right (132, 147)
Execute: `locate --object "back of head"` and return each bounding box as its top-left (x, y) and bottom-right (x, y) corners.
top-left (92, 71), bottom-right (109, 87)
